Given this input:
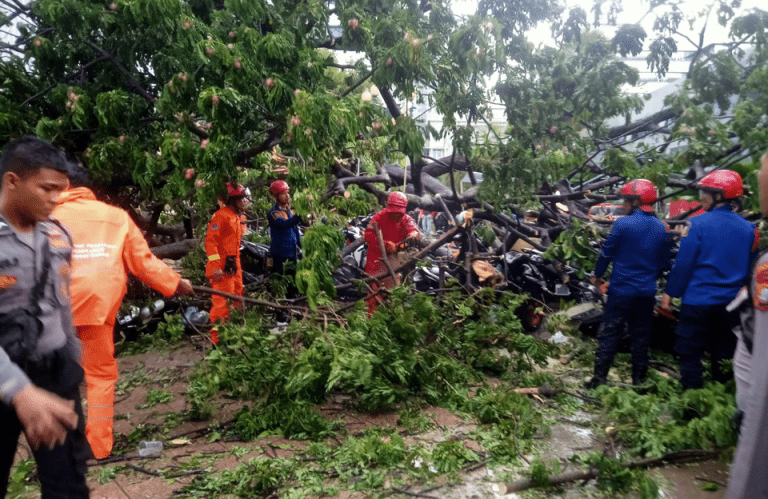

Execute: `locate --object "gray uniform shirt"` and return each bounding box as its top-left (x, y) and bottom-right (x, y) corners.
top-left (0, 215), bottom-right (80, 406)
top-left (727, 251), bottom-right (768, 499)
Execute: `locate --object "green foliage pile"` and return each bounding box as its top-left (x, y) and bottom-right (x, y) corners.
top-left (596, 373), bottom-right (738, 457)
top-left (294, 223), bottom-right (345, 310)
top-left (187, 286), bottom-right (546, 440)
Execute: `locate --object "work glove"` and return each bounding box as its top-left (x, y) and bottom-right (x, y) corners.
top-left (223, 255), bottom-right (238, 276)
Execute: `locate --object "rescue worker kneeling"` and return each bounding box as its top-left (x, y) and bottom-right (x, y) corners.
top-left (585, 179), bottom-right (672, 389)
top-left (206, 183), bottom-right (247, 325)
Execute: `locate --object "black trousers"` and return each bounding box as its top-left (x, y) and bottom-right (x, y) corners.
top-left (0, 349), bottom-right (90, 499)
top-left (593, 294), bottom-right (655, 384)
top-left (273, 255), bottom-right (298, 299)
top-left (674, 303), bottom-right (738, 389)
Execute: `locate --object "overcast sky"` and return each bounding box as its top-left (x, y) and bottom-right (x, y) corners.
top-left (452, 0), bottom-right (765, 49)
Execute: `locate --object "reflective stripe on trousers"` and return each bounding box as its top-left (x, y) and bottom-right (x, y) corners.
top-left (77, 322), bottom-right (117, 460)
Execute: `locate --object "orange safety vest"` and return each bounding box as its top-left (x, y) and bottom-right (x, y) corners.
top-left (53, 187), bottom-right (181, 326)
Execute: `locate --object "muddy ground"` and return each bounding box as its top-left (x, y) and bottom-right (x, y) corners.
top-left (9, 333), bottom-right (731, 499)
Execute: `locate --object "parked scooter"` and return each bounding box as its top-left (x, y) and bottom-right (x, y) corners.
top-left (499, 249), bottom-right (605, 332)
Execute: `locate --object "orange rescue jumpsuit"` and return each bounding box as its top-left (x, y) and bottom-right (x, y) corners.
top-left (205, 206), bottom-right (243, 323)
top-left (53, 187), bottom-right (181, 459)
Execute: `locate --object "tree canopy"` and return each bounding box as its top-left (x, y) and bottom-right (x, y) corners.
top-left (1, 0), bottom-right (767, 223)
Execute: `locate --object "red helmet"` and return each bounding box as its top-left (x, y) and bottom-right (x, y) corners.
top-left (226, 182), bottom-right (246, 198)
top-left (386, 191), bottom-right (408, 212)
top-left (620, 179), bottom-right (657, 212)
top-left (269, 180), bottom-right (289, 197)
top-left (698, 170), bottom-right (743, 199)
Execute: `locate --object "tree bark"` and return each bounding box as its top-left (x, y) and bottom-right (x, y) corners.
top-left (150, 238), bottom-right (199, 260)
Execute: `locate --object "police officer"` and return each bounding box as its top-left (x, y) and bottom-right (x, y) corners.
top-left (206, 182), bottom-right (247, 325)
top-left (585, 179), bottom-right (672, 388)
top-left (725, 152), bottom-right (768, 499)
top-left (0, 137), bottom-right (89, 497)
top-left (661, 170), bottom-right (759, 390)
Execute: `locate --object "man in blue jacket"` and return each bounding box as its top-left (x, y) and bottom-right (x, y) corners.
top-left (586, 179), bottom-right (672, 389)
top-left (661, 170), bottom-right (759, 390)
top-left (267, 180), bottom-right (302, 307)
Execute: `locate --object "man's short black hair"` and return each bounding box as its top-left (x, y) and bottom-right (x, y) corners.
top-left (0, 136), bottom-right (68, 181)
top-left (66, 160), bottom-right (92, 188)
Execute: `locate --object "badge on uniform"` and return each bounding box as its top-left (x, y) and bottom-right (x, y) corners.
top-left (754, 262), bottom-right (768, 311)
top-left (211, 223), bottom-right (219, 231)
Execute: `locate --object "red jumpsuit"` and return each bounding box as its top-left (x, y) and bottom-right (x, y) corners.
top-left (205, 206), bottom-right (243, 323)
top-left (53, 187), bottom-right (181, 459)
top-left (364, 206), bottom-right (419, 315)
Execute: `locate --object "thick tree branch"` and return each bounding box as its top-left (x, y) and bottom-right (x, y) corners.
top-left (85, 40), bottom-right (155, 102)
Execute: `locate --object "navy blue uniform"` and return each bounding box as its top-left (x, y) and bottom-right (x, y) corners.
top-left (664, 205), bottom-right (758, 389)
top-left (268, 203), bottom-right (302, 268)
top-left (591, 210), bottom-right (672, 385)
top-left (267, 204), bottom-right (302, 304)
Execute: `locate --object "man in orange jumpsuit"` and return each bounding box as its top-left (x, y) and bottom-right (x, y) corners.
top-left (364, 191), bottom-right (420, 315)
top-left (53, 164), bottom-right (194, 459)
top-left (206, 182), bottom-right (247, 324)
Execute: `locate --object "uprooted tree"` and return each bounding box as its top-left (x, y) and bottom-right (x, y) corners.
top-left (1, 0), bottom-right (767, 259)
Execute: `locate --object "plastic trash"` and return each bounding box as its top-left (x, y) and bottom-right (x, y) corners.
top-left (548, 331), bottom-right (570, 344)
top-left (138, 440), bottom-right (163, 458)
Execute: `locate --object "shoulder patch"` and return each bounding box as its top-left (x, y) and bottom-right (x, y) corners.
top-left (211, 223), bottom-right (219, 231)
top-left (753, 262), bottom-right (768, 311)
top-left (0, 275), bottom-right (17, 290)
top-left (43, 223), bottom-right (70, 248)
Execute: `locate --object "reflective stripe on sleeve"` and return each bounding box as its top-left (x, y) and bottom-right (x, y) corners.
top-left (208, 254), bottom-right (220, 261)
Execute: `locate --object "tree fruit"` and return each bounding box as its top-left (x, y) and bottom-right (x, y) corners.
top-left (361, 90), bottom-right (372, 102)
top-left (373, 122), bottom-right (382, 131)
top-left (185, 168), bottom-right (195, 179)
top-left (206, 46), bottom-right (215, 56)
top-left (228, 31), bottom-right (235, 38)
top-left (386, 57), bottom-right (393, 66)
top-left (195, 179), bottom-right (205, 188)
top-left (265, 78), bottom-right (275, 89)
top-left (291, 116), bottom-right (301, 126)
top-left (110, 3), bottom-right (117, 10)
top-left (211, 95), bottom-right (220, 106)
top-left (234, 58), bottom-right (242, 68)
top-left (118, 135), bottom-right (125, 143)
top-left (200, 139), bottom-right (208, 149)
top-left (550, 126), bottom-right (558, 134)
top-left (348, 18), bottom-right (359, 30)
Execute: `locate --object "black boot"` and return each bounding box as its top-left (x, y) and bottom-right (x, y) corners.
top-left (584, 377), bottom-right (606, 389)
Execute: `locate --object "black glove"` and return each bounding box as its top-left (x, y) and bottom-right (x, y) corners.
top-left (223, 255), bottom-right (237, 275)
